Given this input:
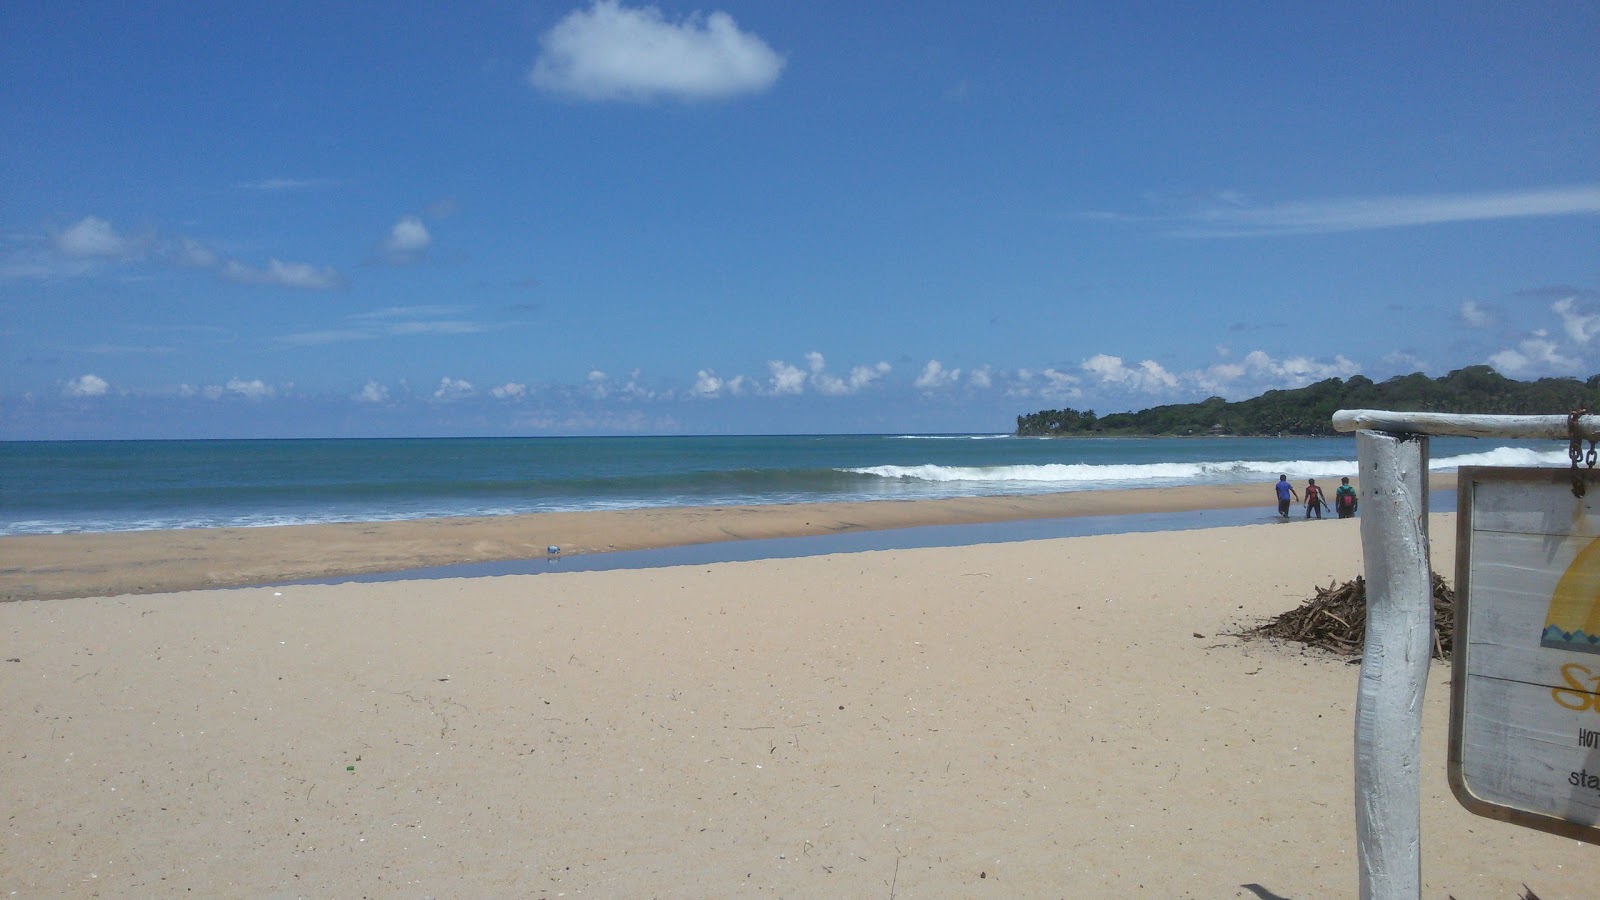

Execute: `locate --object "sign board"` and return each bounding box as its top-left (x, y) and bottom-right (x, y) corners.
top-left (1450, 466), bottom-right (1600, 843)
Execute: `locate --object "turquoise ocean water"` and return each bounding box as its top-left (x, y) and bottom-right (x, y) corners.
top-left (0, 434), bottom-right (1565, 536)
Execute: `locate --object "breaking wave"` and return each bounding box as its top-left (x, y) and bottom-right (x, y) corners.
top-left (845, 445), bottom-right (1568, 489)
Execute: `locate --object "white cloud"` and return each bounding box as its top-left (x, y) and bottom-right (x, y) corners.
top-left (354, 380), bottom-right (389, 403)
top-left (172, 238), bottom-right (221, 269)
top-left (383, 215), bottom-right (432, 262)
top-left (847, 362), bottom-right (891, 392)
top-left (691, 369), bottom-right (746, 398)
top-left (235, 177), bottom-right (334, 192)
top-left (55, 217), bottom-right (139, 259)
top-left (1007, 367), bottom-right (1082, 401)
top-left (968, 366), bottom-right (993, 389)
top-left (692, 369), bottom-right (725, 397)
top-left (225, 377), bottom-right (275, 399)
top-left (1192, 350), bottom-right (1359, 395)
top-left (583, 369), bottom-right (612, 399)
top-left (432, 377), bottom-right (476, 401)
top-left (529, 0), bottom-right (784, 102)
top-left (1489, 332), bottom-right (1582, 376)
top-left (805, 352), bottom-right (889, 395)
top-left (490, 382), bottom-right (527, 400)
top-left (1459, 300), bottom-right (1491, 328)
top-left (1101, 184), bottom-right (1600, 237)
top-left (767, 359), bottom-right (806, 395)
top-left (63, 373), bottom-right (109, 397)
top-left (222, 258), bottom-right (345, 290)
top-left (1553, 297), bottom-right (1600, 345)
top-left (914, 359), bottom-right (962, 390)
top-left (1081, 354), bottom-right (1179, 392)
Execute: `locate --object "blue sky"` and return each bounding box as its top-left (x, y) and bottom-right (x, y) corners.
top-left (3, 1), bottom-right (1597, 438)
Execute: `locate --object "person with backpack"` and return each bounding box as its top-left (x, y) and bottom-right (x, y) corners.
top-left (1334, 476), bottom-right (1358, 518)
top-left (1304, 478), bottom-right (1329, 519)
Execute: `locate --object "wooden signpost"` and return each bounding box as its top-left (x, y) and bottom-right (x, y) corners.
top-left (1331, 410), bottom-right (1600, 900)
top-left (1450, 466), bottom-right (1600, 844)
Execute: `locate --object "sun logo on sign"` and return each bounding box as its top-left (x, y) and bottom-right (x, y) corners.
top-left (1543, 536), bottom-right (1600, 655)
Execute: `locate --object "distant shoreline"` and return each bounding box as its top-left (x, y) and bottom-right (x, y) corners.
top-left (0, 474), bottom-right (1456, 602)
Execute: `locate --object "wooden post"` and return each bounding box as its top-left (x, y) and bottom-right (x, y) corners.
top-left (1352, 429), bottom-right (1433, 900)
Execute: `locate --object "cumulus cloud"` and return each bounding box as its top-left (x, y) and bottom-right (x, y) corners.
top-left (767, 359), bottom-right (806, 395)
top-left (354, 380), bottom-right (389, 403)
top-left (221, 258), bottom-right (346, 290)
top-left (64, 373), bottom-right (110, 397)
top-left (225, 378), bottom-right (275, 399)
top-left (1005, 367), bottom-right (1083, 402)
top-left (692, 369), bottom-right (725, 397)
top-left (805, 352), bottom-right (889, 395)
top-left (35, 215), bottom-right (347, 293)
top-left (914, 360), bottom-right (962, 390)
top-left (55, 217), bottom-right (141, 259)
top-left (1081, 354), bottom-right (1180, 392)
top-left (968, 366), bottom-right (993, 389)
top-left (1489, 332), bottom-right (1582, 376)
top-left (382, 215), bottom-right (432, 262)
top-left (1553, 297), bottom-right (1600, 345)
top-left (490, 382), bottom-right (528, 400)
top-left (1191, 350), bottom-right (1359, 396)
top-left (197, 378), bottom-right (276, 400)
top-left (1459, 300), bottom-right (1492, 328)
top-left (691, 369), bottom-right (747, 398)
top-left (529, 0), bottom-right (784, 102)
top-left (432, 377), bottom-right (476, 401)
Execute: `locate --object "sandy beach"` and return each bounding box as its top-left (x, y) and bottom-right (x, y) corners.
top-left (3, 479), bottom-right (1594, 896)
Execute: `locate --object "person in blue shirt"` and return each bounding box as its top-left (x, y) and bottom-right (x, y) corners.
top-left (1274, 474), bottom-right (1299, 519)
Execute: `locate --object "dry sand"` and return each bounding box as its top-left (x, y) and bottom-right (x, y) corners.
top-left (2, 502), bottom-right (1593, 897)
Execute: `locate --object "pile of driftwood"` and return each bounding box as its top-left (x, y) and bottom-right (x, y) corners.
top-left (1246, 573), bottom-right (1456, 660)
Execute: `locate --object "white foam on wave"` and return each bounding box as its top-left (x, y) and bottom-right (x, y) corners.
top-left (845, 459), bottom-right (1351, 485)
top-left (1431, 447), bottom-right (1567, 469)
top-left (845, 445), bottom-right (1570, 487)
top-left (890, 434), bottom-right (1014, 440)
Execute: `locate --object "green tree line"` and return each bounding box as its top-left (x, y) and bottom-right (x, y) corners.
top-left (1016, 366), bottom-right (1600, 437)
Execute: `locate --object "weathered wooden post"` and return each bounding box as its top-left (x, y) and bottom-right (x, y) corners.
top-left (1331, 409), bottom-right (1600, 898)
top-left (1351, 429), bottom-right (1432, 900)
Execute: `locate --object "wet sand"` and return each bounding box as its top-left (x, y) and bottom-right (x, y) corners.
top-left (2, 478), bottom-right (1448, 602)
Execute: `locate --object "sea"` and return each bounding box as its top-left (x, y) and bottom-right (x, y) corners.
top-left (0, 434), bottom-right (1568, 537)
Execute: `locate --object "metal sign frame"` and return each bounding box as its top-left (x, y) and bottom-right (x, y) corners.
top-left (1449, 465), bottom-right (1600, 845)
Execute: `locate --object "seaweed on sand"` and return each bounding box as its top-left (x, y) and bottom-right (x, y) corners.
top-left (1244, 573), bottom-right (1456, 660)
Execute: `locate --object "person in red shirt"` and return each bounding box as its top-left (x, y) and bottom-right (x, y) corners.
top-left (1304, 478), bottom-right (1329, 519)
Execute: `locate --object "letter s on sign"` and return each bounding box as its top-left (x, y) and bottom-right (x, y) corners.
top-left (1553, 663), bottom-right (1600, 712)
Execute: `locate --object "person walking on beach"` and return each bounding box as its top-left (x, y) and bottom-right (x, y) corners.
top-left (1274, 475), bottom-right (1299, 519)
top-left (1304, 478), bottom-right (1329, 519)
top-left (1334, 476), bottom-right (1358, 518)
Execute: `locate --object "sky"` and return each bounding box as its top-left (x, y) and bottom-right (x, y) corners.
top-left (2, 1), bottom-right (1597, 439)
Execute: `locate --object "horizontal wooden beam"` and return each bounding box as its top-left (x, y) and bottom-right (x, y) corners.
top-left (1332, 409), bottom-right (1600, 441)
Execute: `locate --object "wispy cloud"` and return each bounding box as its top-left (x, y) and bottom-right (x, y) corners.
top-left (529, 0), bottom-right (784, 102)
top-left (54, 216), bottom-right (148, 259)
top-left (1094, 185), bottom-right (1600, 237)
top-left (278, 307), bottom-right (490, 346)
top-left (221, 258), bottom-right (346, 290)
top-left (235, 177), bottom-right (338, 192)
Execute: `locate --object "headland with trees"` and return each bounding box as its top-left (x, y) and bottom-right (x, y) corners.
top-left (1015, 366), bottom-right (1600, 437)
